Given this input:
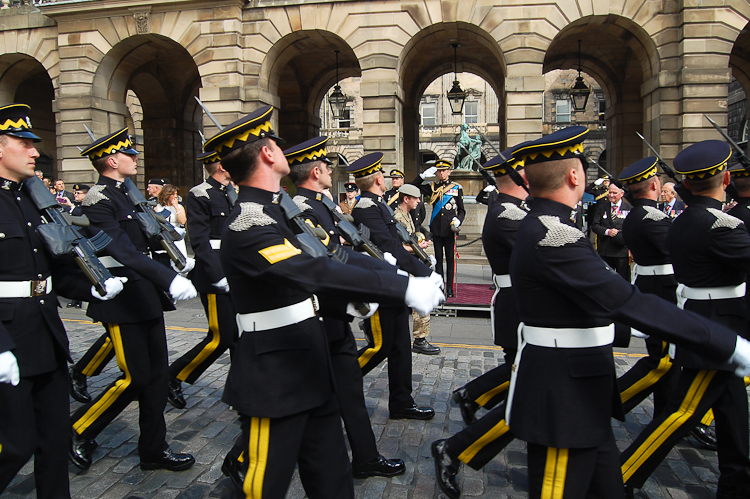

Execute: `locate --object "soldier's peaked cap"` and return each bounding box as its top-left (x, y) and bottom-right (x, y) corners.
top-left (388, 169), bottom-right (405, 178)
top-left (203, 105), bottom-right (285, 158)
top-left (618, 157), bottom-right (659, 185)
top-left (435, 159), bottom-right (452, 170)
top-left (673, 140), bottom-right (732, 180)
top-left (346, 152), bottom-right (384, 178)
top-left (283, 136), bottom-right (332, 166)
top-left (80, 128), bottom-right (138, 160)
top-left (482, 142), bottom-right (529, 177)
top-left (515, 126), bottom-right (589, 166)
top-left (729, 163), bottom-right (750, 178)
top-left (0, 103), bottom-right (40, 142)
top-left (197, 150), bottom-right (220, 165)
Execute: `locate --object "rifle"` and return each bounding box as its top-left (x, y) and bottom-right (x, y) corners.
top-left (318, 195), bottom-right (385, 260)
top-left (24, 176), bottom-right (113, 295)
top-left (704, 114), bottom-right (750, 170)
top-left (459, 142), bottom-right (529, 194)
top-left (636, 132), bottom-right (680, 181)
top-left (120, 178), bottom-right (188, 270)
top-left (478, 165), bottom-right (497, 188)
top-left (381, 201), bottom-right (432, 266)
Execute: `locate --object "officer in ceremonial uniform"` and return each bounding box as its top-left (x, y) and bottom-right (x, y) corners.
top-left (349, 152), bottom-right (439, 420)
top-left (166, 150), bottom-right (239, 409)
top-left (410, 159), bottom-right (465, 297)
top-left (284, 136), bottom-right (406, 479)
top-left (339, 182), bottom-right (358, 215)
top-left (69, 128), bottom-right (198, 472)
top-left (0, 103), bottom-right (126, 498)
top-left (504, 127), bottom-right (750, 499)
top-left (620, 141), bottom-right (750, 498)
top-left (204, 106), bottom-right (443, 498)
top-left (433, 148), bottom-right (529, 499)
top-left (383, 168), bottom-right (404, 206)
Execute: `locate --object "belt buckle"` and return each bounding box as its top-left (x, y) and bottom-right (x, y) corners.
top-left (31, 279), bottom-right (47, 297)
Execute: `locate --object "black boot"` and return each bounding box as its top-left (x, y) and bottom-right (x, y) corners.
top-left (69, 428), bottom-right (92, 470)
top-left (690, 424), bottom-right (717, 451)
top-left (140, 448), bottom-right (195, 471)
top-left (221, 452), bottom-right (245, 491)
top-left (452, 388), bottom-right (479, 426)
top-left (432, 439), bottom-right (460, 499)
top-left (412, 337), bottom-right (441, 355)
top-left (352, 455), bottom-right (405, 478)
top-left (167, 377), bottom-right (186, 409)
top-left (68, 366), bottom-right (91, 403)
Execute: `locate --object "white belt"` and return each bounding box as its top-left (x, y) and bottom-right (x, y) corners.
top-left (210, 239), bottom-right (221, 250)
top-left (522, 324), bottom-right (615, 349)
top-left (678, 283), bottom-right (746, 301)
top-left (634, 264), bottom-right (673, 276)
top-left (493, 274), bottom-right (512, 288)
top-left (99, 256), bottom-right (124, 268)
top-left (0, 276), bottom-right (52, 298)
top-left (237, 297), bottom-right (318, 332)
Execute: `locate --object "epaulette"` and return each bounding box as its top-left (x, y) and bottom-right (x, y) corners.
top-left (707, 207), bottom-right (743, 230)
top-left (354, 197), bottom-right (376, 209)
top-left (190, 181), bottom-right (212, 200)
top-left (537, 215), bottom-right (584, 247)
top-left (82, 184), bottom-right (109, 207)
top-left (292, 195), bottom-right (312, 212)
top-left (643, 206), bottom-right (668, 222)
top-left (228, 202), bottom-right (276, 232)
top-left (498, 203), bottom-right (527, 221)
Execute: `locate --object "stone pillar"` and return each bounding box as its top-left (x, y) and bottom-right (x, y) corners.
top-left (360, 68), bottom-right (402, 172)
top-left (504, 61), bottom-right (544, 147)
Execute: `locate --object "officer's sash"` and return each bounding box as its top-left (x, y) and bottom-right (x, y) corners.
top-left (429, 182), bottom-right (457, 225)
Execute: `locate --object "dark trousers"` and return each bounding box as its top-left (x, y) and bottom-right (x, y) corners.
top-left (73, 330), bottom-right (114, 377)
top-left (238, 396), bottom-right (354, 499)
top-left (357, 306), bottom-right (414, 410)
top-left (0, 363), bottom-right (70, 499)
top-left (71, 318), bottom-right (170, 459)
top-left (528, 432), bottom-right (624, 499)
top-left (169, 292), bottom-right (238, 384)
top-left (464, 359), bottom-right (512, 410)
top-left (601, 255), bottom-right (630, 282)
top-left (617, 338), bottom-right (676, 416)
top-left (433, 234), bottom-right (456, 290)
top-left (329, 331), bottom-right (379, 466)
top-left (621, 368), bottom-right (750, 491)
top-left (446, 400), bottom-right (515, 469)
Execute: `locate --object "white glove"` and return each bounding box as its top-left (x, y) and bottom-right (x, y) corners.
top-left (169, 275), bottom-right (198, 301)
top-left (630, 328), bottom-right (649, 339)
top-left (420, 166), bottom-right (438, 179)
top-left (429, 271), bottom-right (445, 290)
top-left (452, 217), bottom-right (461, 228)
top-left (0, 351), bottom-right (19, 386)
top-left (405, 275), bottom-right (445, 316)
top-left (594, 178), bottom-right (604, 186)
top-left (731, 337), bottom-right (750, 377)
top-left (346, 302), bottom-right (379, 319)
top-left (212, 277), bottom-right (230, 293)
top-left (91, 277), bottom-right (128, 301)
top-left (428, 255), bottom-right (437, 271)
top-left (171, 257), bottom-right (196, 276)
top-left (483, 185), bottom-right (496, 192)
top-left (383, 252), bottom-right (398, 266)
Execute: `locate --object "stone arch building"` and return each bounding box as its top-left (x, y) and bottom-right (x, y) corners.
top-left (2, 0), bottom-right (748, 194)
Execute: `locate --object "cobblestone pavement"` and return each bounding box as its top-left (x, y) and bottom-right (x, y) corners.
top-left (1, 292), bottom-right (732, 499)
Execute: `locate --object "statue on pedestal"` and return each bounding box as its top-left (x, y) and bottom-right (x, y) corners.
top-left (456, 123), bottom-right (483, 170)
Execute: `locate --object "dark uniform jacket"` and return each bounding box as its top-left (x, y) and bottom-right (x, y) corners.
top-left (220, 186), bottom-right (411, 419)
top-left (669, 196), bottom-right (750, 371)
top-left (0, 177), bottom-right (94, 376)
top-left (728, 197), bottom-right (750, 323)
top-left (81, 175), bottom-right (177, 324)
top-left (659, 199), bottom-right (686, 217)
top-left (481, 192), bottom-right (528, 348)
top-left (591, 199), bottom-right (632, 257)
top-left (186, 176), bottom-right (234, 294)
top-left (509, 197), bottom-right (739, 449)
top-left (410, 176), bottom-right (466, 238)
top-left (351, 191), bottom-right (431, 278)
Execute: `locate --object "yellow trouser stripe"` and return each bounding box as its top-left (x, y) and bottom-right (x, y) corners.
top-left (620, 353), bottom-right (673, 404)
top-left (622, 369), bottom-right (715, 481)
top-left (542, 447), bottom-right (568, 499)
top-left (243, 417), bottom-right (270, 499)
top-left (475, 381), bottom-right (509, 407)
top-left (238, 451), bottom-right (244, 463)
top-left (458, 418), bottom-right (511, 464)
top-left (358, 311), bottom-right (383, 369)
top-left (81, 336), bottom-right (113, 376)
top-left (73, 324), bottom-right (132, 434)
top-left (178, 294), bottom-right (222, 381)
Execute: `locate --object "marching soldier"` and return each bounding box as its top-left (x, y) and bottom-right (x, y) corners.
top-left (410, 159), bottom-right (465, 297)
top-left (433, 148), bottom-right (529, 499)
top-left (167, 151), bottom-right (239, 409)
top-left (349, 152), bottom-right (439, 420)
top-left (620, 141), bottom-right (750, 498)
top-left (204, 106), bottom-right (443, 497)
top-left (69, 128), bottom-right (198, 472)
top-left (500, 126), bottom-right (750, 498)
top-left (284, 135), bottom-right (406, 478)
top-left (0, 103), bottom-right (125, 499)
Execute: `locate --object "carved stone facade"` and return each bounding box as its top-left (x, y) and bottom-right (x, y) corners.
top-left (0, 0), bottom-right (747, 196)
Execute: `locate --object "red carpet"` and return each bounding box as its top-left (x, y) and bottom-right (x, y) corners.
top-left (444, 283), bottom-right (494, 306)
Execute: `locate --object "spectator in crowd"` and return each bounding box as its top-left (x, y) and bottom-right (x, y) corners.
top-left (659, 181), bottom-right (686, 216)
top-left (147, 177), bottom-right (169, 202)
top-left (153, 184), bottom-right (187, 268)
top-left (591, 182), bottom-right (632, 281)
top-left (53, 179), bottom-right (73, 204)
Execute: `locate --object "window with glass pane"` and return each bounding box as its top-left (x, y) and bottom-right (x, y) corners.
top-left (338, 109), bottom-right (351, 128)
top-left (421, 103), bottom-right (436, 126)
top-left (464, 101), bottom-right (478, 124)
top-left (556, 99), bottom-right (571, 123)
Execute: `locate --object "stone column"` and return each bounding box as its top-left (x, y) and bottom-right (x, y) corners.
top-left (504, 61), bottom-right (544, 147)
top-left (360, 68), bottom-right (402, 172)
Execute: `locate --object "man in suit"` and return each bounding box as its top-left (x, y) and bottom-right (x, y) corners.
top-left (52, 179), bottom-right (73, 205)
top-left (659, 181), bottom-right (686, 217)
top-left (591, 182), bottom-right (632, 281)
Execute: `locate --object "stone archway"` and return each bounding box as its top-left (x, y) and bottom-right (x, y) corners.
top-left (544, 16), bottom-right (659, 174)
top-left (89, 34), bottom-right (202, 193)
top-left (0, 54), bottom-right (55, 177)
top-left (731, 25), bottom-right (750, 95)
